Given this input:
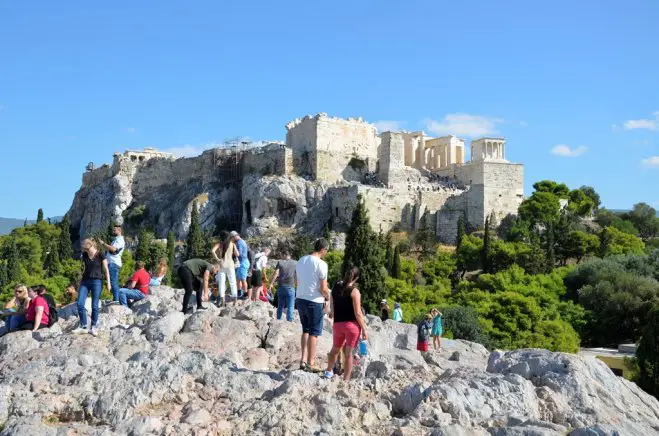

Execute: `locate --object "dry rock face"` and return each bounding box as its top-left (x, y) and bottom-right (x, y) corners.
top-left (0, 286), bottom-right (658, 435)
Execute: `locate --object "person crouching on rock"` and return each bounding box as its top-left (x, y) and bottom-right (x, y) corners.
top-left (178, 258), bottom-right (219, 314)
top-left (323, 266), bottom-right (368, 381)
top-left (417, 313), bottom-right (433, 355)
top-left (73, 238), bottom-right (111, 337)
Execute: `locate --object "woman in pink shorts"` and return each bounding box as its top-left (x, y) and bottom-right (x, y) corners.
top-left (323, 267), bottom-right (368, 381)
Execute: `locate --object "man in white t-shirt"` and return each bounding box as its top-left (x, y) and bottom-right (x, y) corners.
top-left (99, 223), bottom-right (125, 303)
top-left (295, 238), bottom-right (330, 372)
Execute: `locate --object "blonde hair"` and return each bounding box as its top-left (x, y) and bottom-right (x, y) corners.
top-left (10, 284), bottom-right (30, 312)
top-left (81, 238), bottom-right (97, 251)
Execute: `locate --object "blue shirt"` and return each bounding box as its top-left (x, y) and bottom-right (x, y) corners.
top-left (236, 239), bottom-right (248, 263)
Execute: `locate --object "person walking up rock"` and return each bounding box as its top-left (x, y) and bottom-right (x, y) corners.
top-left (99, 223), bottom-right (125, 303)
top-left (74, 239), bottom-right (111, 337)
top-left (270, 251), bottom-right (297, 321)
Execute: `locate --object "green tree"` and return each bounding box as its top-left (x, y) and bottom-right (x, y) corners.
top-left (456, 214), bottom-right (466, 248)
top-left (482, 216), bottom-right (492, 273)
top-left (532, 180), bottom-right (570, 198)
top-left (518, 191), bottom-right (561, 226)
top-left (415, 215), bottom-right (436, 258)
top-left (342, 195), bottom-right (386, 313)
top-left (564, 231), bottom-right (600, 263)
top-left (579, 185), bottom-right (601, 210)
top-left (627, 203), bottom-right (659, 240)
top-left (58, 215), bottom-right (74, 260)
top-left (600, 226), bottom-right (645, 257)
top-left (186, 200), bottom-right (205, 260)
top-left (567, 189), bottom-right (595, 217)
top-left (392, 245), bottom-right (402, 279)
top-left (37, 208), bottom-right (44, 223)
top-left (135, 229), bottom-right (153, 263)
top-left (441, 306), bottom-right (491, 348)
top-left (636, 305), bottom-right (659, 396)
top-left (4, 237), bottom-right (22, 283)
top-left (166, 231), bottom-right (176, 284)
top-left (149, 240), bottom-right (167, 274)
top-left (385, 232), bottom-right (394, 273)
top-left (545, 224), bottom-right (555, 272)
top-left (456, 234), bottom-right (483, 275)
top-left (43, 240), bottom-right (61, 277)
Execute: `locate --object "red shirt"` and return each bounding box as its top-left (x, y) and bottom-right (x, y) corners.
top-left (131, 269), bottom-right (151, 295)
top-left (26, 296), bottom-right (49, 326)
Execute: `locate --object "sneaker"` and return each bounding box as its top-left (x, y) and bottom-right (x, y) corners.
top-left (105, 300), bottom-right (119, 306)
top-left (89, 327), bottom-right (98, 337)
top-left (196, 306), bottom-right (208, 311)
top-left (72, 327), bottom-right (87, 335)
top-left (300, 362), bottom-right (308, 371)
top-left (322, 370), bottom-right (334, 379)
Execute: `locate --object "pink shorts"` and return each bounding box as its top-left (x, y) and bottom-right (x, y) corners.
top-left (417, 341), bottom-right (429, 352)
top-left (333, 321), bottom-right (360, 349)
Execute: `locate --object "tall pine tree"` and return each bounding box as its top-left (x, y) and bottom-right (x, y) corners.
top-left (545, 223), bottom-right (556, 273)
top-left (392, 245), bottom-right (402, 279)
top-left (44, 240), bottom-right (61, 277)
top-left (385, 232), bottom-right (394, 273)
top-left (136, 229), bottom-right (153, 263)
top-left (59, 215), bottom-right (74, 260)
top-left (636, 305), bottom-right (659, 397)
top-left (456, 214), bottom-right (466, 248)
top-left (186, 200), bottom-right (205, 260)
top-left (342, 195), bottom-right (385, 313)
top-left (5, 237), bottom-right (22, 283)
top-left (166, 231), bottom-right (176, 284)
top-left (482, 216), bottom-right (492, 273)
top-left (37, 208), bottom-right (44, 223)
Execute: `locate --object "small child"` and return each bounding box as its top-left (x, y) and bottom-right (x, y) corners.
top-left (431, 308), bottom-right (443, 351)
top-left (417, 314), bottom-right (433, 355)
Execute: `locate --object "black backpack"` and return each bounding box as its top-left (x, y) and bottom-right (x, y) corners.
top-left (43, 294), bottom-right (58, 327)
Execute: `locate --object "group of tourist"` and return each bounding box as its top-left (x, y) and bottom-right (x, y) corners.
top-left (1, 222), bottom-right (443, 382)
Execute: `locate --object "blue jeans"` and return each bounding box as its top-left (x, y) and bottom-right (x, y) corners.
top-left (295, 298), bottom-right (324, 337)
top-left (277, 286), bottom-right (296, 321)
top-left (78, 279), bottom-right (102, 328)
top-left (7, 314), bottom-right (26, 331)
top-left (119, 288), bottom-right (145, 306)
top-left (109, 263), bottom-right (121, 301)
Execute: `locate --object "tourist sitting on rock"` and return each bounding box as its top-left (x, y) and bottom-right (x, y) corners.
top-left (118, 261), bottom-right (151, 307)
top-left (392, 302), bottom-right (403, 322)
top-left (250, 248), bottom-right (270, 302)
top-left (212, 231), bottom-right (239, 307)
top-left (19, 285), bottom-right (50, 331)
top-left (177, 258), bottom-right (219, 314)
top-left (73, 238), bottom-right (111, 337)
top-left (149, 258), bottom-right (168, 286)
top-left (295, 238), bottom-right (330, 372)
top-left (65, 284), bottom-right (78, 305)
top-left (269, 251), bottom-right (297, 322)
top-left (323, 266), bottom-right (368, 381)
top-left (2, 284), bottom-right (31, 332)
top-left (417, 313), bottom-right (433, 355)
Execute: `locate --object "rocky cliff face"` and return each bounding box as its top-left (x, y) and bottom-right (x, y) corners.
top-left (0, 286), bottom-right (657, 435)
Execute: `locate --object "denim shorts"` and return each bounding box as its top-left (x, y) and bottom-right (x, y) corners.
top-left (236, 260), bottom-right (250, 280)
top-left (295, 298), bottom-right (324, 337)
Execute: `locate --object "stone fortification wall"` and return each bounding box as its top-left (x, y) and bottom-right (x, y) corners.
top-left (378, 132), bottom-right (405, 186)
top-left (242, 143), bottom-right (291, 176)
top-left (286, 115), bottom-right (317, 177)
top-left (82, 165), bottom-right (114, 188)
top-left (482, 161), bottom-right (524, 226)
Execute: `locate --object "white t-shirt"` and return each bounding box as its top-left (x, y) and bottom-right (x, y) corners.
top-left (106, 235), bottom-right (125, 267)
top-left (295, 254), bottom-right (328, 304)
top-left (254, 253), bottom-right (268, 270)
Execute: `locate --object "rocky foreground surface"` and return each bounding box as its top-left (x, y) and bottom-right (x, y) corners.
top-left (0, 286), bottom-right (658, 435)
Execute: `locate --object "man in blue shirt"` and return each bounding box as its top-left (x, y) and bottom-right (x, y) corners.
top-left (99, 223), bottom-right (125, 303)
top-left (230, 231), bottom-right (250, 299)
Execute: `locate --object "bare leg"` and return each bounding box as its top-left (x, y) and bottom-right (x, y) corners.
top-left (438, 336), bottom-right (441, 351)
top-left (343, 346), bottom-right (355, 380)
top-left (307, 335), bottom-right (318, 368)
top-left (325, 345), bottom-right (341, 372)
top-left (300, 333), bottom-right (309, 366)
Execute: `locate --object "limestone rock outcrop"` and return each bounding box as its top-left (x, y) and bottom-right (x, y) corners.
top-left (0, 286), bottom-right (658, 435)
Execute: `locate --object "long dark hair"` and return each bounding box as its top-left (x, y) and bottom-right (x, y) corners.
top-left (341, 266), bottom-right (360, 297)
top-left (219, 231), bottom-right (231, 258)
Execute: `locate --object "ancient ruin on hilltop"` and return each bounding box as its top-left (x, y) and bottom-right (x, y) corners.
top-left (68, 113), bottom-right (524, 244)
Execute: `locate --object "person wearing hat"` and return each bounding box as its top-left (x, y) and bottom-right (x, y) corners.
top-left (392, 302), bottom-right (403, 322)
top-left (230, 231), bottom-right (250, 300)
top-left (98, 223), bottom-right (125, 303)
top-left (380, 299), bottom-right (390, 321)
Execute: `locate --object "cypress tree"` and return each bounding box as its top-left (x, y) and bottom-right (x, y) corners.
top-left (5, 237), bottom-right (22, 283)
top-left (136, 229), bottom-right (153, 263)
top-left (636, 305), bottom-right (659, 397)
top-left (44, 240), bottom-right (61, 277)
top-left (456, 214), bottom-right (466, 248)
top-left (186, 200), bottom-right (205, 260)
top-left (482, 216), bottom-right (492, 273)
top-left (342, 195), bottom-right (385, 313)
top-left (37, 208), bottom-right (44, 223)
top-left (545, 223), bottom-right (556, 272)
top-left (167, 231), bottom-right (176, 284)
top-left (0, 262), bottom-right (7, 290)
top-left (23, 219), bottom-right (27, 227)
top-left (385, 232), bottom-right (394, 272)
top-left (392, 244), bottom-right (402, 279)
top-left (59, 215), bottom-right (74, 260)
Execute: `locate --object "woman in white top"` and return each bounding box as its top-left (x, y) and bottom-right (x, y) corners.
top-left (212, 231), bottom-right (239, 307)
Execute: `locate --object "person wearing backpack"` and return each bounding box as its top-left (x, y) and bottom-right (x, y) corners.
top-left (31, 285), bottom-right (58, 327)
top-left (416, 313), bottom-right (433, 355)
top-left (20, 285), bottom-right (50, 331)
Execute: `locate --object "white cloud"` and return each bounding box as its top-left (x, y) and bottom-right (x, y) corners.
top-left (373, 120), bottom-right (403, 132)
top-left (425, 113), bottom-right (504, 137)
top-left (641, 156), bottom-right (659, 168)
top-left (551, 144), bottom-right (588, 157)
top-left (623, 112), bottom-right (659, 131)
top-left (123, 127), bottom-right (137, 133)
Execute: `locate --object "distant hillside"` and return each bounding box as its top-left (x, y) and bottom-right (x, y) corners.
top-left (609, 209), bottom-right (659, 217)
top-left (0, 216), bottom-right (63, 235)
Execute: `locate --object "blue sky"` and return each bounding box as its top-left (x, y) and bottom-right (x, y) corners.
top-left (1, 0), bottom-right (657, 218)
